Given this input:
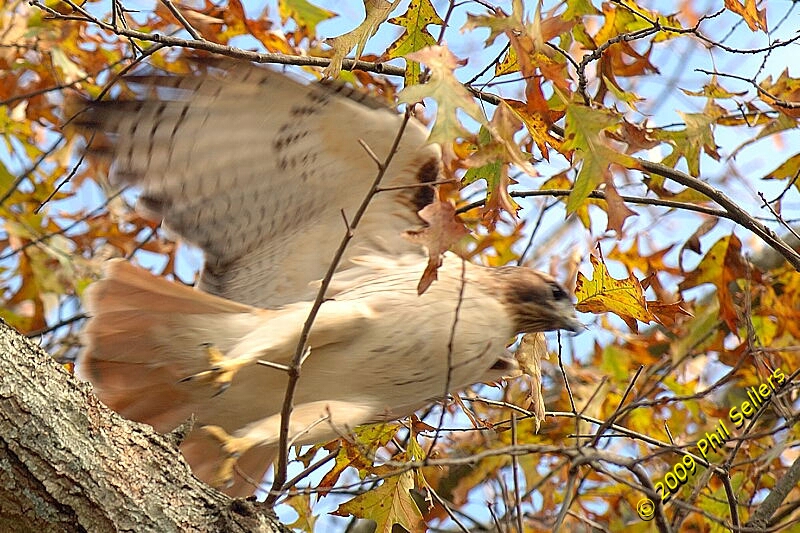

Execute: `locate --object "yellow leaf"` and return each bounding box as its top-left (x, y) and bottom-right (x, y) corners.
top-left (516, 333), bottom-right (547, 431)
top-left (278, 0), bottom-right (335, 36)
top-left (758, 69), bottom-right (800, 118)
top-left (387, 0), bottom-right (443, 85)
top-left (723, 0), bottom-right (767, 32)
top-left (655, 111), bottom-right (721, 177)
top-left (284, 493), bottom-right (317, 531)
top-left (317, 423), bottom-right (399, 493)
top-left (679, 234), bottom-right (749, 332)
top-left (333, 471), bottom-right (425, 533)
top-left (51, 48), bottom-right (86, 84)
top-left (540, 173), bottom-right (593, 228)
top-left (575, 254), bottom-right (656, 332)
top-left (562, 103), bottom-right (635, 212)
top-left (506, 98), bottom-right (564, 159)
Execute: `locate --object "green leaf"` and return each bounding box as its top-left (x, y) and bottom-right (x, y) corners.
top-left (387, 0), bottom-right (443, 85)
top-left (564, 0), bottom-right (601, 20)
top-left (655, 112), bottom-right (721, 176)
top-left (562, 103), bottom-right (636, 230)
top-left (278, 0), bottom-right (335, 36)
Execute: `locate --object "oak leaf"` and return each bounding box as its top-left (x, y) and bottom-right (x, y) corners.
top-left (724, 0), bottom-right (767, 32)
top-left (758, 69), bottom-right (800, 118)
top-left (515, 333), bottom-right (548, 432)
top-left (317, 423), bottom-right (399, 494)
top-left (398, 45), bottom-right (487, 144)
top-left (278, 0), bottom-right (335, 38)
top-left (562, 103), bottom-right (637, 233)
top-left (575, 254), bottom-right (656, 332)
top-left (679, 234), bottom-right (752, 332)
top-left (333, 470), bottom-right (425, 533)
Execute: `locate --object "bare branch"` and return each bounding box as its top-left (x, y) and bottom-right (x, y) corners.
top-left (159, 0), bottom-right (203, 40)
top-left (30, 0), bottom-right (405, 78)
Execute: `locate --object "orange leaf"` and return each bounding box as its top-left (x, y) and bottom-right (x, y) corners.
top-left (723, 0), bottom-right (767, 32)
top-left (679, 234), bottom-right (751, 332)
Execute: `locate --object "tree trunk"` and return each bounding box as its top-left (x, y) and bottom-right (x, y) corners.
top-left (0, 319), bottom-right (289, 533)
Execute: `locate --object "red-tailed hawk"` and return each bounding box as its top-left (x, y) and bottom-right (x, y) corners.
top-left (75, 63), bottom-right (581, 496)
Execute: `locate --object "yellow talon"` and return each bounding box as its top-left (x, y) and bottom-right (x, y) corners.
top-left (203, 425), bottom-right (256, 489)
top-left (180, 343), bottom-right (248, 394)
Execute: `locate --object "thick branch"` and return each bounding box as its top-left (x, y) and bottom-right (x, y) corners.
top-left (638, 160), bottom-right (800, 271)
top-left (744, 455), bottom-right (800, 529)
top-left (0, 319), bottom-right (289, 533)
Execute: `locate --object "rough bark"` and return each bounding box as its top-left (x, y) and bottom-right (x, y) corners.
top-left (0, 319), bottom-right (289, 533)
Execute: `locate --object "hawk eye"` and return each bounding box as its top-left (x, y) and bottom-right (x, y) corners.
top-left (550, 284), bottom-right (567, 300)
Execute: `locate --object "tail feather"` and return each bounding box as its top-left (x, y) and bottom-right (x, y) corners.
top-left (78, 259), bottom-right (271, 492)
top-left (78, 259), bottom-right (374, 496)
top-left (80, 259), bottom-right (263, 367)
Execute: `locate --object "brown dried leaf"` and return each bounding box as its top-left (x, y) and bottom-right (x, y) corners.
top-left (403, 201), bottom-right (470, 294)
top-left (516, 332), bottom-right (548, 432)
top-left (679, 234), bottom-right (753, 332)
top-left (322, 0), bottom-right (394, 79)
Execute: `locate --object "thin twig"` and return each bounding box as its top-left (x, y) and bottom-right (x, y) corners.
top-left (510, 413), bottom-right (524, 533)
top-left (430, 488), bottom-right (471, 533)
top-left (26, 313), bottom-right (88, 338)
top-left (159, 0), bottom-right (203, 40)
top-left (460, 176), bottom-right (800, 272)
top-left (589, 365), bottom-right (643, 447)
top-left (638, 160), bottom-right (800, 271)
top-left (265, 110), bottom-right (413, 506)
top-left (0, 187), bottom-right (127, 261)
top-left (458, 188), bottom-right (730, 219)
top-left (0, 138), bottom-right (63, 208)
top-left (696, 68), bottom-right (800, 109)
top-left (758, 191), bottom-right (800, 242)
top-left (35, 133), bottom-right (93, 214)
top-left (31, 0), bottom-right (405, 77)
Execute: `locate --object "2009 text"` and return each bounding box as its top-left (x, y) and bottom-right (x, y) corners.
top-left (639, 367), bottom-right (789, 519)
top-left (653, 455), bottom-right (696, 503)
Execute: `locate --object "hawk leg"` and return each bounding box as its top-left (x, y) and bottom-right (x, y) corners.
top-left (202, 425), bottom-right (257, 489)
top-left (200, 401), bottom-right (378, 490)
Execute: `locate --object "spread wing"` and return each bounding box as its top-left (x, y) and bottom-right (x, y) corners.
top-left (74, 63), bottom-right (441, 306)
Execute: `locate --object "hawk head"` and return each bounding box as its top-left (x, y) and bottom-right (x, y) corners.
top-left (494, 267), bottom-right (583, 335)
